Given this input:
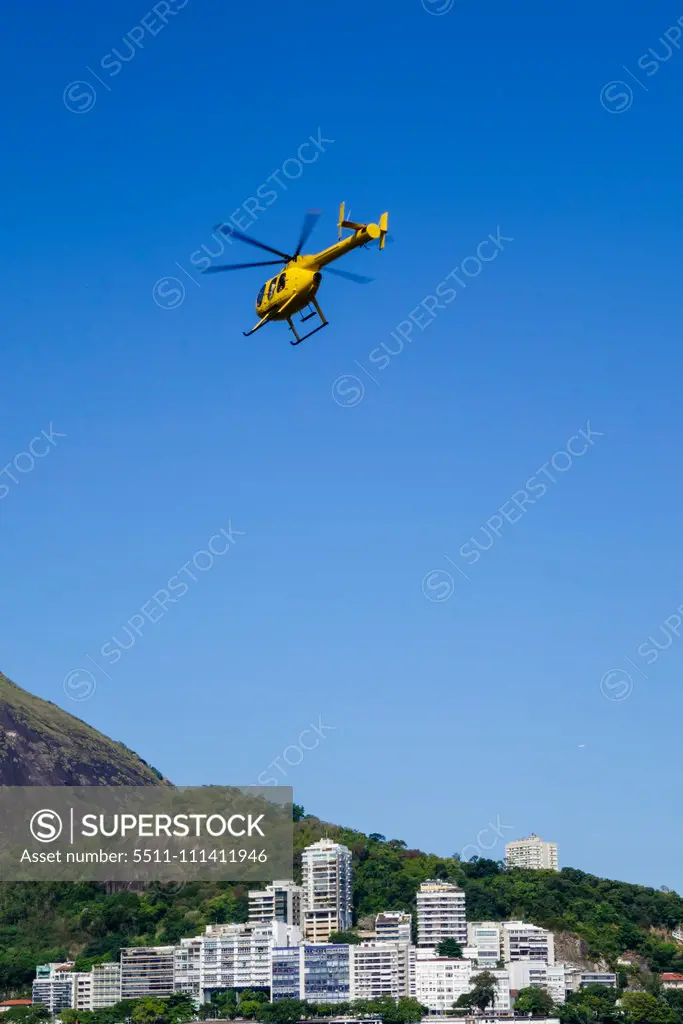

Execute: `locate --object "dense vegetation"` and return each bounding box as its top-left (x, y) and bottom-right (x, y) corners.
top-left (1, 994), bottom-right (428, 1024)
top-left (2, 808), bottom-right (683, 1007)
top-left (10, 989), bottom-right (683, 1024)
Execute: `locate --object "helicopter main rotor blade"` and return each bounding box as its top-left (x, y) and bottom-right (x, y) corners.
top-left (214, 223), bottom-right (292, 261)
top-left (293, 209), bottom-right (322, 256)
top-left (323, 266), bottom-right (374, 284)
top-left (202, 260), bottom-right (284, 273)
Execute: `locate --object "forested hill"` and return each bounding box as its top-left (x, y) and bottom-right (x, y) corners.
top-left (2, 809), bottom-right (683, 996)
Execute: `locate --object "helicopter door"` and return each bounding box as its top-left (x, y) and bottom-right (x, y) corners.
top-left (267, 278), bottom-right (277, 301)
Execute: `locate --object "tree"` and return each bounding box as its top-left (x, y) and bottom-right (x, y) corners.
top-left (469, 972), bottom-right (497, 1013)
top-left (354, 997), bottom-right (425, 1024)
top-left (131, 998), bottom-right (170, 1024)
top-left (166, 993), bottom-right (197, 1023)
top-left (257, 999), bottom-right (310, 1024)
top-left (436, 938), bottom-right (463, 958)
top-left (395, 998), bottom-right (428, 1023)
top-left (664, 989), bottom-right (683, 1016)
top-left (620, 991), bottom-right (678, 1023)
top-left (328, 931), bottom-right (362, 944)
top-left (238, 1001), bottom-right (265, 1019)
top-left (2, 1008), bottom-right (52, 1024)
top-left (293, 805), bottom-right (306, 822)
top-left (559, 985), bottom-right (621, 1024)
top-left (514, 986), bottom-right (555, 1015)
top-left (206, 989), bottom-right (239, 1019)
top-left (239, 991), bottom-right (269, 1004)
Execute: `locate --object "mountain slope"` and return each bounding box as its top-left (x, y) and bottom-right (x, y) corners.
top-left (0, 671), bottom-right (167, 785)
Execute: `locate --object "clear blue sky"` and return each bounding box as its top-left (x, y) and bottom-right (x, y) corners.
top-left (2, 0), bottom-right (683, 892)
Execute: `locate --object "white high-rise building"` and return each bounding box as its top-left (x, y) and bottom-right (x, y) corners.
top-left (375, 911), bottom-right (412, 943)
top-left (505, 834), bottom-right (558, 871)
top-left (350, 941), bottom-right (412, 999)
top-left (508, 961), bottom-right (567, 1004)
top-left (502, 921), bottom-right (554, 964)
top-left (175, 922), bottom-right (301, 1002)
top-left (412, 952), bottom-right (510, 1013)
top-left (32, 962), bottom-right (121, 1014)
top-left (416, 880), bottom-right (467, 948)
top-left (413, 953), bottom-right (472, 1013)
top-left (301, 839), bottom-right (353, 942)
top-left (467, 922), bottom-right (502, 969)
top-left (73, 972), bottom-right (93, 1011)
top-left (91, 963), bottom-right (121, 1009)
top-left (249, 881), bottom-right (303, 927)
top-left (32, 964), bottom-right (76, 1015)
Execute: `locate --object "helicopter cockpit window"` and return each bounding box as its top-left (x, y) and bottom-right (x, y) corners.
top-left (277, 273), bottom-right (286, 292)
top-left (257, 285), bottom-right (265, 305)
top-left (267, 279), bottom-right (276, 300)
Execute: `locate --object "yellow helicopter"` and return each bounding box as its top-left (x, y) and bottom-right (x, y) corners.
top-left (203, 204), bottom-right (389, 344)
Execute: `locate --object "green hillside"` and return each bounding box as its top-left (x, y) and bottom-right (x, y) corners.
top-left (1, 808), bottom-right (683, 997)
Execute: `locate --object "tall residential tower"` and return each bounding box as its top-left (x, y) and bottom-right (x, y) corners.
top-left (416, 880), bottom-right (467, 948)
top-left (301, 839), bottom-right (353, 942)
top-left (505, 834), bottom-right (559, 871)
top-left (248, 880), bottom-right (303, 927)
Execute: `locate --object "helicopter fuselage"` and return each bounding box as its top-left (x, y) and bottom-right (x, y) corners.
top-left (255, 221), bottom-right (381, 320)
top-left (256, 260), bottom-right (321, 321)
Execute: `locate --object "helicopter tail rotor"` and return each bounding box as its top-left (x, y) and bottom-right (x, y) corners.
top-left (379, 211), bottom-right (389, 250)
top-left (337, 201), bottom-right (364, 240)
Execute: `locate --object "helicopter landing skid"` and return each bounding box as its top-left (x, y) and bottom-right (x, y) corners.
top-left (287, 298), bottom-right (328, 345)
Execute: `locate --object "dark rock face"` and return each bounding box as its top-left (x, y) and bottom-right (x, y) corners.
top-left (0, 671), bottom-right (168, 786)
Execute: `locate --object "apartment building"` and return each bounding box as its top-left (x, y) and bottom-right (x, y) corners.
top-left (508, 961), bottom-right (567, 1004)
top-left (502, 921), bottom-right (555, 964)
top-left (466, 922), bottom-right (502, 969)
top-left (413, 954), bottom-right (472, 1013)
top-left (349, 942), bottom-right (411, 1000)
top-left (565, 968), bottom-right (617, 992)
top-left (175, 922), bottom-right (301, 1002)
top-left (174, 937), bottom-right (203, 1002)
top-left (91, 963), bottom-right (122, 1009)
top-left (120, 946), bottom-right (176, 999)
top-left (412, 952), bottom-right (510, 1014)
top-left (32, 964), bottom-right (76, 1015)
top-left (375, 911), bottom-right (412, 943)
top-left (73, 972), bottom-right (93, 1011)
top-left (271, 944), bottom-right (351, 1004)
top-left (505, 834), bottom-right (559, 871)
top-left (32, 962), bottom-right (122, 1014)
top-left (249, 881), bottom-right (303, 927)
top-left (416, 880), bottom-right (467, 948)
top-left (301, 840), bottom-right (353, 942)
